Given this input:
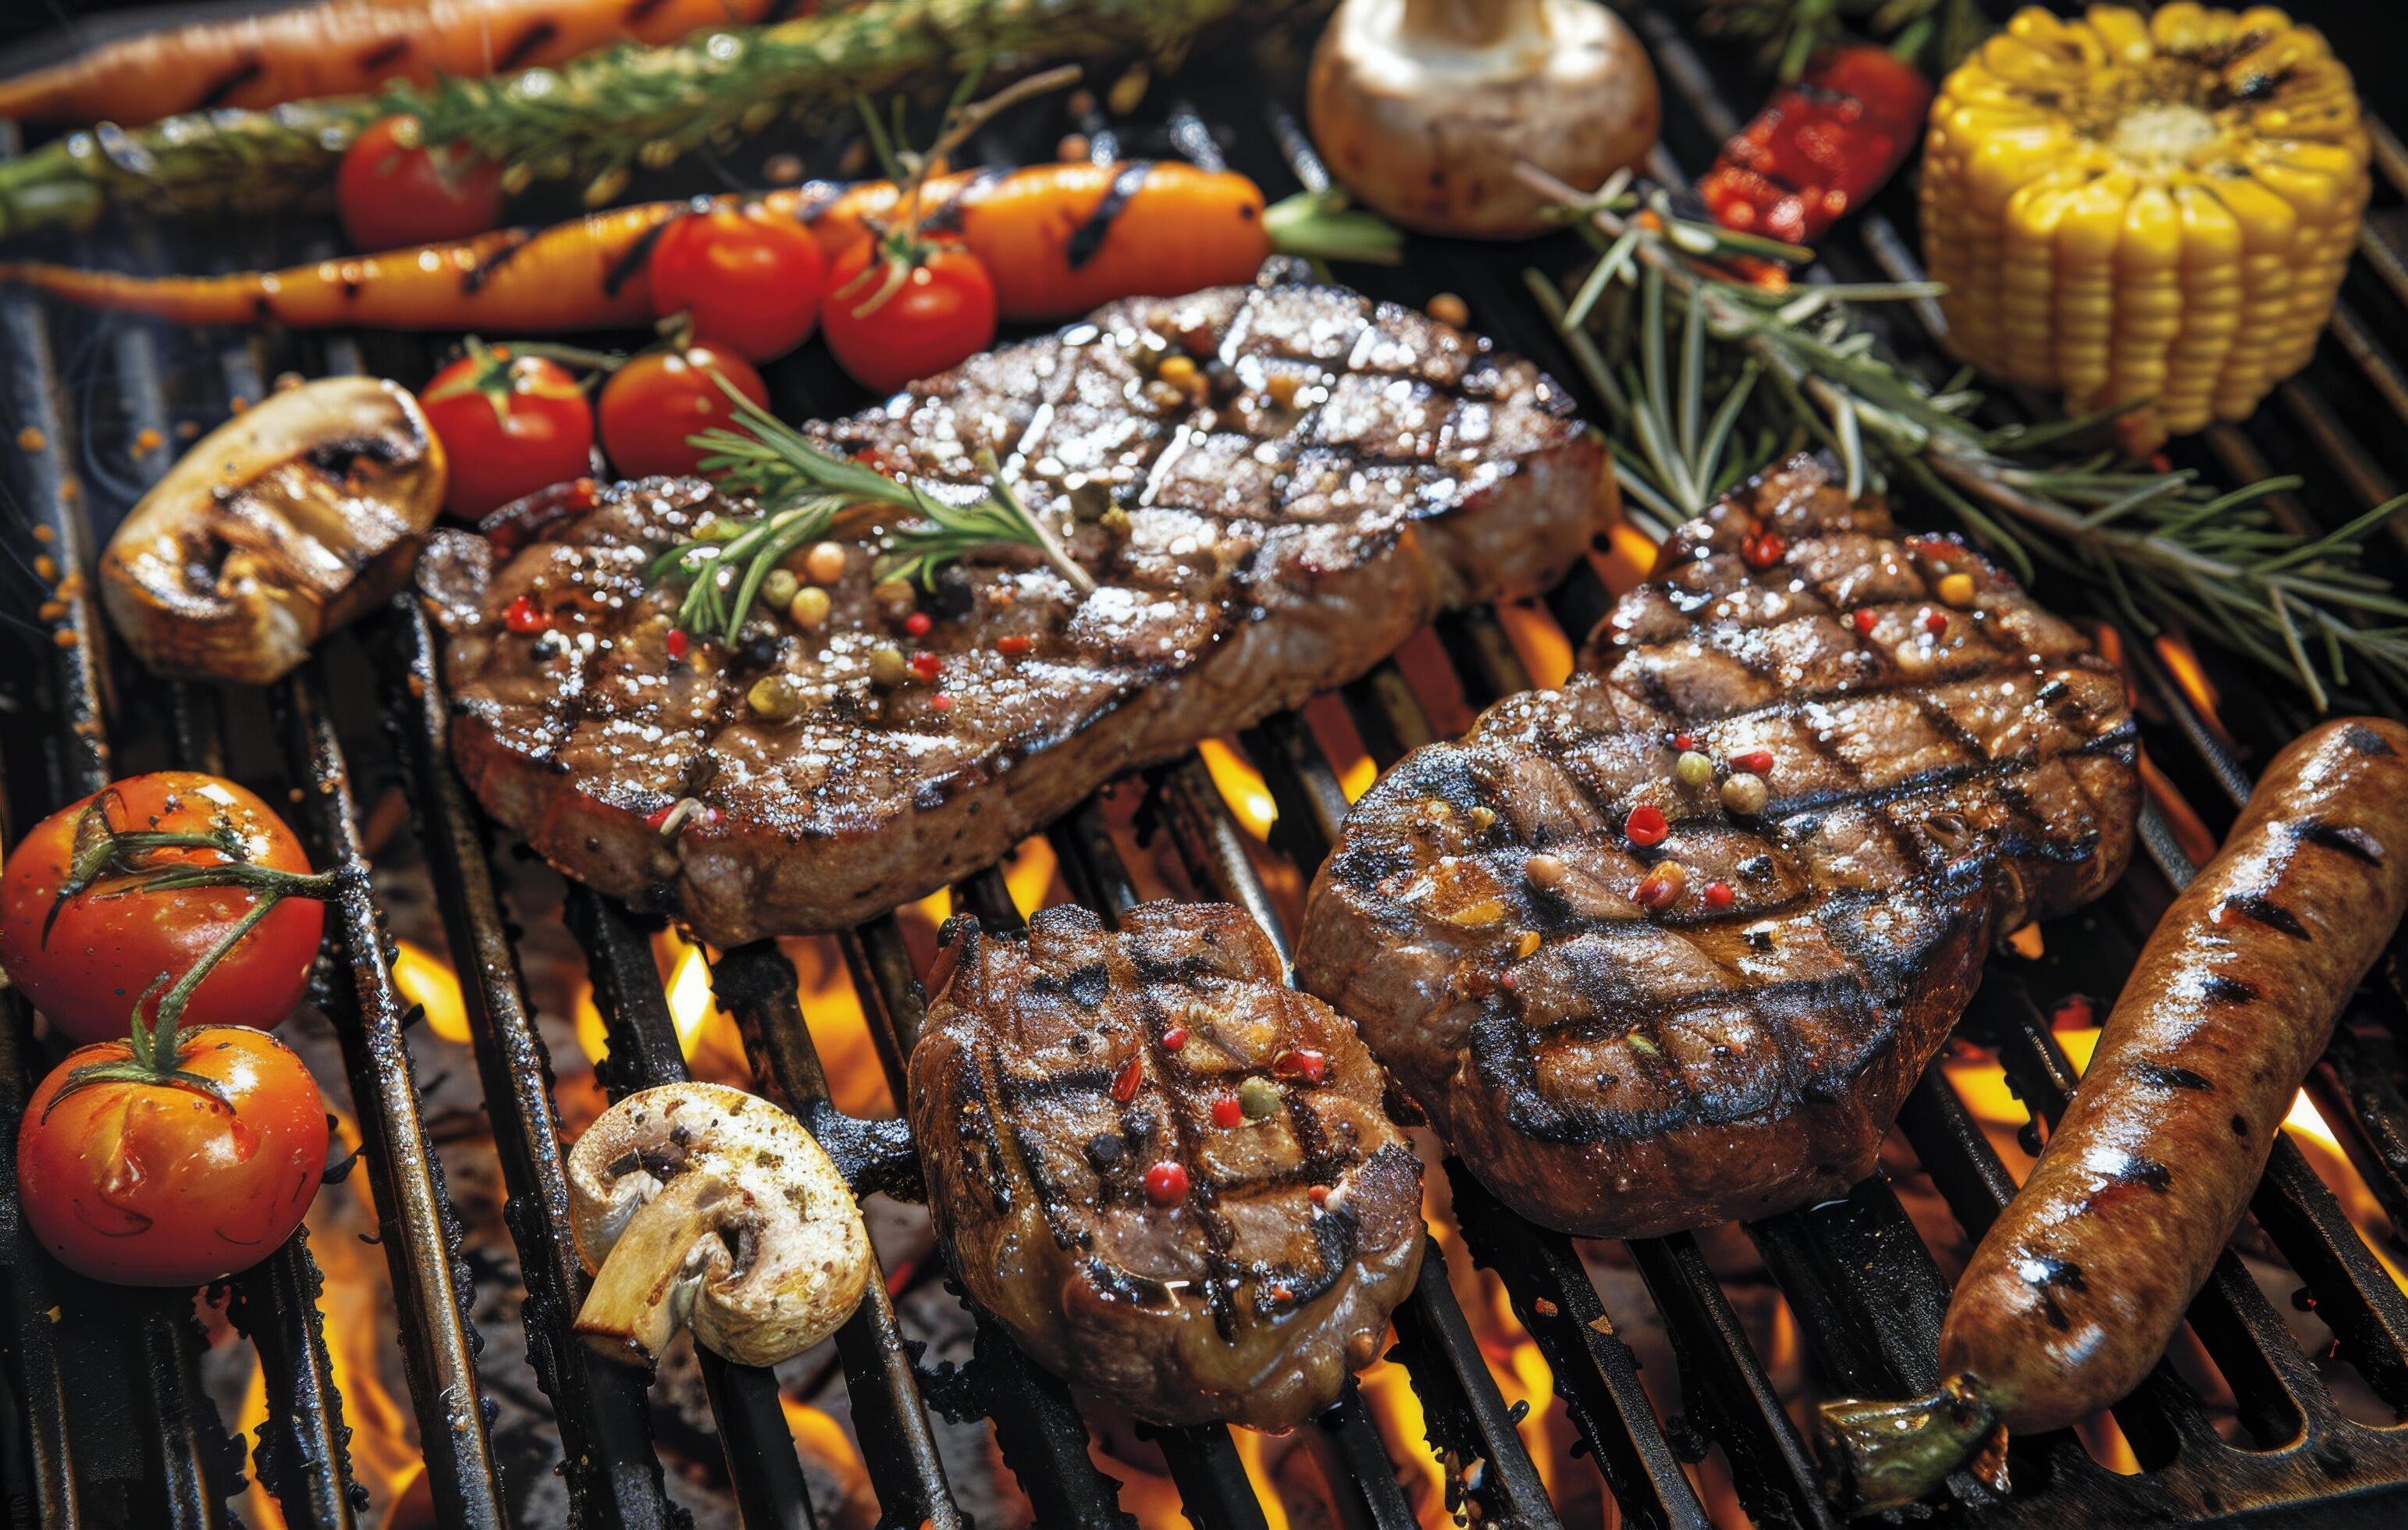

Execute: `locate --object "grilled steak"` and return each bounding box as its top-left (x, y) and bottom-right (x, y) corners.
top-left (421, 279), bottom-right (1606, 945)
top-left (909, 902), bottom-right (1424, 1429)
top-left (1295, 456), bottom-right (2139, 1238)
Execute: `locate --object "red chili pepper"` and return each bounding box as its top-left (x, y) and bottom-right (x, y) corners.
top-left (1273, 1048), bottom-right (1326, 1084)
top-left (996, 633), bottom-right (1033, 657)
top-left (504, 594), bottom-right (550, 635)
top-left (904, 611), bottom-right (933, 637)
top-left (644, 803), bottom-right (678, 831)
top-left (1144, 1161), bottom-right (1189, 1204)
top-left (1852, 608), bottom-right (1879, 635)
top-left (1700, 45), bottom-right (1936, 247)
top-left (1211, 1096), bottom-right (1243, 1129)
top-left (1624, 803), bottom-right (1669, 847)
top-left (1110, 1055), bottom-right (1143, 1103)
top-left (1160, 1026), bottom-right (1189, 1051)
top-left (1734, 749), bottom-right (1775, 775)
top-left (666, 628), bottom-right (689, 660)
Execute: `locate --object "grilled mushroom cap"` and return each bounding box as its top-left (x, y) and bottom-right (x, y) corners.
top-left (567, 1082), bottom-right (870, 1370)
top-left (101, 375), bottom-right (445, 685)
top-left (1307, 0), bottom-right (1660, 238)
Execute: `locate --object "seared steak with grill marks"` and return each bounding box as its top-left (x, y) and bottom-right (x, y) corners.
top-left (909, 902), bottom-right (1423, 1429)
top-left (1296, 456), bottom-right (2139, 1238)
top-left (420, 279), bottom-right (1606, 945)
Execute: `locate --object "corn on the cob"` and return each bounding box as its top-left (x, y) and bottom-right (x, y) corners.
top-left (1921, 2), bottom-right (2367, 447)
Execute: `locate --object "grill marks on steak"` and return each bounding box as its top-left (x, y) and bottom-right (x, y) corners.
top-left (909, 903), bottom-right (1422, 1430)
top-left (424, 280), bottom-right (1605, 945)
top-left (1296, 457), bottom-right (2139, 1238)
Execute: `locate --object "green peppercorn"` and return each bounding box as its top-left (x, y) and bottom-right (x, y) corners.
top-left (867, 646), bottom-right (909, 688)
top-left (1675, 750), bottom-right (1714, 789)
top-left (788, 585), bottom-right (831, 632)
top-left (1720, 772), bottom-right (1770, 816)
top-left (1238, 1076), bottom-right (1282, 1120)
top-left (761, 569), bottom-right (799, 610)
top-left (747, 672), bottom-right (799, 721)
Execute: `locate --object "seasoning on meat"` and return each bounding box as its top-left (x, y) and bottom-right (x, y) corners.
top-left (421, 279), bottom-right (1609, 945)
top-left (908, 902), bottom-right (1423, 1430)
top-left (1296, 454), bottom-right (2140, 1240)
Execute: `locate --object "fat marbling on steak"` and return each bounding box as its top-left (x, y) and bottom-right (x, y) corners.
top-left (909, 902), bottom-right (1423, 1429)
top-left (421, 279), bottom-right (1607, 945)
top-left (1295, 456), bottom-right (2139, 1238)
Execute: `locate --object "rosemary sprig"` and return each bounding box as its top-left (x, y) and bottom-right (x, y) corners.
top-left (1520, 163), bottom-right (2408, 707)
top-left (1698, 0), bottom-right (1988, 80)
top-left (655, 384), bottom-right (1092, 642)
top-left (0, 0), bottom-right (1285, 237)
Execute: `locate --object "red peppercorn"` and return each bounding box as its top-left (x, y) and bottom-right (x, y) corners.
top-left (1160, 1026), bottom-right (1189, 1051)
top-left (1110, 1055), bottom-right (1143, 1103)
top-left (908, 651), bottom-right (943, 682)
top-left (1733, 749), bottom-right (1775, 775)
top-left (1851, 608), bottom-right (1878, 635)
top-left (666, 628), bottom-right (689, 660)
top-left (1672, 731), bottom-right (1697, 751)
top-left (1211, 1096), bottom-right (1243, 1129)
top-left (1741, 532), bottom-right (1786, 569)
top-left (1274, 1048), bottom-right (1327, 1083)
top-left (930, 694), bottom-right (952, 712)
top-left (1706, 881), bottom-right (1734, 909)
top-left (1309, 1184), bottom-right (1329, 1205)
top-left (1624, 803), bottom-right (1669, 847)
top-left (1922, 610), bottom-right (1947, 635)
top-left (504, 595), bottom-right (550, 635)
top-left (904, 611), bottom-right (933, 637)
top-left (1144, 1161), bottom-right (1190, 1205)
top-left (996, 633), bottom-right (1033, 657)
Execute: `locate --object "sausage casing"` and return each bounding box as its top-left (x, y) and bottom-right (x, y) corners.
top-left (1944, 717), bottom-right (2408, 1432)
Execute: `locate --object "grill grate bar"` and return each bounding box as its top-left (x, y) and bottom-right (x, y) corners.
top-left (222, 1231), bottom-right (364, 1530)
top-left (272, 673), bottom-right (510, 1529)
top-left (560, 888), bottom-right (824, 1530)
top-left (379, 599), bottom-right (688, 1529)
top-left (705, 940), bottom-right (964, 1528)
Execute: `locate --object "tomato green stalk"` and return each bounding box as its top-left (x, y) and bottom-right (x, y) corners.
top-left (37, 799), bottom-right (345, 1119)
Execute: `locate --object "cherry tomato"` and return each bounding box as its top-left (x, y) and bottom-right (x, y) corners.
top-left (822, 240), bottom-right (998, 396)
top-left (649, 204), bottom-right (827, 362)
top-left (19, 1026), bottom-right (328, 1286)
top-left (421, 344), bottom-right (596, 518)
top-left (335, 116), bottom-right (507, 251)
top-left (0, 773), bottom-right (324, 1047)
top-left (598, 343), bottom-right (770, 479)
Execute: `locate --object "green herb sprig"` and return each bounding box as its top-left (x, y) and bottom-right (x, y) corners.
top-left (1520, 163), bottom-right (2408, 710)
top-left (652, 384), bottom-right (1092, 643)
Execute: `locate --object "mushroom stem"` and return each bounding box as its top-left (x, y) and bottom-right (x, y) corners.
top-left (1400, 0), bottom-right (1542, 48)
top-left (573, 1171), bottom-right (734, 1368)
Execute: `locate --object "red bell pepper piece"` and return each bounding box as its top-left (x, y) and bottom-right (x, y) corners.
top-left (1700, 45), bottom-right (1934, 248)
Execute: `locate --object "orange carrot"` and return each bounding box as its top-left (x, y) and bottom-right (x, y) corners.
top-left (0, 0), bottom-right (795, 127)
top-left (0, 162), bottom-right (1275, 333)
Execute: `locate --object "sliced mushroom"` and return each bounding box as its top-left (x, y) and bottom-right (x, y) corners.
top-left (101, 375), bottom-right (446, 685)
top-left (1307, 0), bottom-right (1660, 238)
top-left (567, 1082), bottom-right (871, 1370)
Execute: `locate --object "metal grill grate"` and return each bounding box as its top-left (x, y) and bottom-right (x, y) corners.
top-left (5, 2), bottom-right (2408, 1526)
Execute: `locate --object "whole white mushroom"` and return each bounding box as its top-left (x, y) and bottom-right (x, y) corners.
top-left (1307, 0), bottom-right (1660, 239)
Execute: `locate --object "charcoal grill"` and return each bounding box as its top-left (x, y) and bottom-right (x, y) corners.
top-left (5, 2), bottom-right (2408, 1525)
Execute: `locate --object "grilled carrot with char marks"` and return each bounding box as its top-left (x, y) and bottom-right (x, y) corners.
top-left (0, 0), bottom-right (797, 127)
top-left (0, 161), bottom-right (1275, 332)
top-left (1819, 717), bottom-right (2408, 1513)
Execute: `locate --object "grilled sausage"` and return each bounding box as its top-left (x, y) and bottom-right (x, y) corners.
top-left (1819, 717), bottom-right (2408, 1511)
